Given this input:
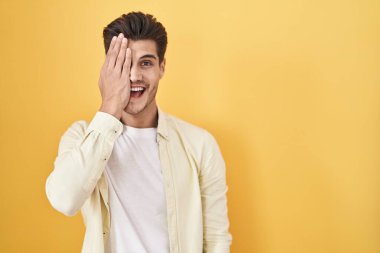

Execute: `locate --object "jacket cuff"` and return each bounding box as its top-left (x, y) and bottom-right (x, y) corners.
top-left (86, 111), bottom-right (123, 143)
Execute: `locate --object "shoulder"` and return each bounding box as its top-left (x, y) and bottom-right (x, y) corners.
top-left (163, 112), bottom-right (226, 174)
top-left (163, 111), bottom-right (219, 148)
top-left (163, 112), bottom-right (209, 139)
top-left (165, 113), bottom-right (206, 135)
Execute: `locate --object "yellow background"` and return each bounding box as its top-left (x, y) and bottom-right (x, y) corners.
top-left (0, 0), bottom-right (379, 252)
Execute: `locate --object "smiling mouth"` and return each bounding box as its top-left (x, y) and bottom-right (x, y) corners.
top-left (130, 87), bottom-right (146, 98)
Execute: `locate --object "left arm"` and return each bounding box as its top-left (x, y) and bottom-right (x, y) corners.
top-left (199, 130), bottom-right (233, 253)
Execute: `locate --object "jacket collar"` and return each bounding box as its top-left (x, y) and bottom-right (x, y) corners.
top-left (157, 105), bottom-right (169, 140)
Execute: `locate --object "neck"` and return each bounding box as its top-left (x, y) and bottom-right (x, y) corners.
top-left (120, 102), bottom-right (158, 128)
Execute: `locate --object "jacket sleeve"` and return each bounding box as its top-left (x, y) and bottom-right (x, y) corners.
top-left (200, 130), bottom-right (233, 253)
top-left (45, 111), bottom-right (123, 216)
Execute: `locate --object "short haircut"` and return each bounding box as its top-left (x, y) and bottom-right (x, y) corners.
top-left (103, 12), bottom-right (168, 63)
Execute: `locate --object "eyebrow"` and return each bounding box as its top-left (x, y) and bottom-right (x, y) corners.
top-left (139, 54), bottom-right (158, 60)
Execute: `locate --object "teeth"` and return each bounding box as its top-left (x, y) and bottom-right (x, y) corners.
top-left (131, 87), bottom-right (145, 92)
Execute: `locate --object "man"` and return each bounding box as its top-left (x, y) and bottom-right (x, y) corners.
top-left (45, 12), bottom-right (232, 253)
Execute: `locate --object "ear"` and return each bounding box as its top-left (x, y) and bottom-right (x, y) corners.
top-left (159, 58), bottom-right (166, 78)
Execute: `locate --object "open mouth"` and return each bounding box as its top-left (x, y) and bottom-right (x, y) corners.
top-left (130, 87), bottom-right (146, 98)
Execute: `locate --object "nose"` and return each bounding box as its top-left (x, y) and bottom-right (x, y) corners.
top-left (129, 63), bottom-right (142, 83)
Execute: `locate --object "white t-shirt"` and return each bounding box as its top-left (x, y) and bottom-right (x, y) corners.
top-left (104, 124), bottom-right (169, 253)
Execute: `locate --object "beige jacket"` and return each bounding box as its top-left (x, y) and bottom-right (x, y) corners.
top-left (45, 107), bottom-right (232, 253)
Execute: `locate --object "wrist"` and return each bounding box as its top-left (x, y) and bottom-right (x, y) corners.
top-left (99, 103), bottom-right (122, 120)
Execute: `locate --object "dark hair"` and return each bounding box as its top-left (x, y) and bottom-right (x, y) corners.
top-left (103, 12), bottom-right (168, 63)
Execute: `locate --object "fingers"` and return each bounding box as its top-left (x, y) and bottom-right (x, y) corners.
top-left (107, 33), bottom-right (125, 71)
top-left (121, 48), bottom-right (132, 80)
top-left (114, 37), bottom-right (128, 73)
top-left (104, 35), bottom-right (117, 70)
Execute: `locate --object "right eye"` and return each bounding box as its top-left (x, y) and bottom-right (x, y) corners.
top-left (141, 61), bottom-right (153, 67)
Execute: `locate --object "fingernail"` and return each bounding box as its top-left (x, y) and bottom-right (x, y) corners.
top-left (118, 33), bottom-right (124, 38)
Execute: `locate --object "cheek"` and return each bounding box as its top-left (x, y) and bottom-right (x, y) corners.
top-left (144, 72), bottom-right (160, 86)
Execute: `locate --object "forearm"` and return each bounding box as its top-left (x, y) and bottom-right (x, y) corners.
top-left (201, 180), bottom-right (232, 253)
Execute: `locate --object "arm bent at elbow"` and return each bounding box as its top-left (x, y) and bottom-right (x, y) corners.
top-left (45, 112), bottom-right (123, 216)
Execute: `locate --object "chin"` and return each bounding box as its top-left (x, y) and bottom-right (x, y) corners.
top-left (125, 106), bottom-right (144, 115)
top-left (125, 102), bottom-right (147, 115)
top-left (124, 96), bottom-right (156, 115)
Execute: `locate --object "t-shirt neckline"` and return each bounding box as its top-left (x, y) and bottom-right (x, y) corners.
top-left (122, 124), bottom-right (157, 139)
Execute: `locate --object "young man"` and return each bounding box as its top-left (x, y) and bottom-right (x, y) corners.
top-left (45, 12), bottom-right (232, 253)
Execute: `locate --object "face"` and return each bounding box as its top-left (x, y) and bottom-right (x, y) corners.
top-left (124, 39), bottom-right (165, 115)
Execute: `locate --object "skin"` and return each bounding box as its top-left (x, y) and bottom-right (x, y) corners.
top-left (98, 33), bottom-right (166, 128)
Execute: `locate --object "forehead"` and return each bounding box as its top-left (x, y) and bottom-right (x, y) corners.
top-left (128, 39), bottom-right (158, 58)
